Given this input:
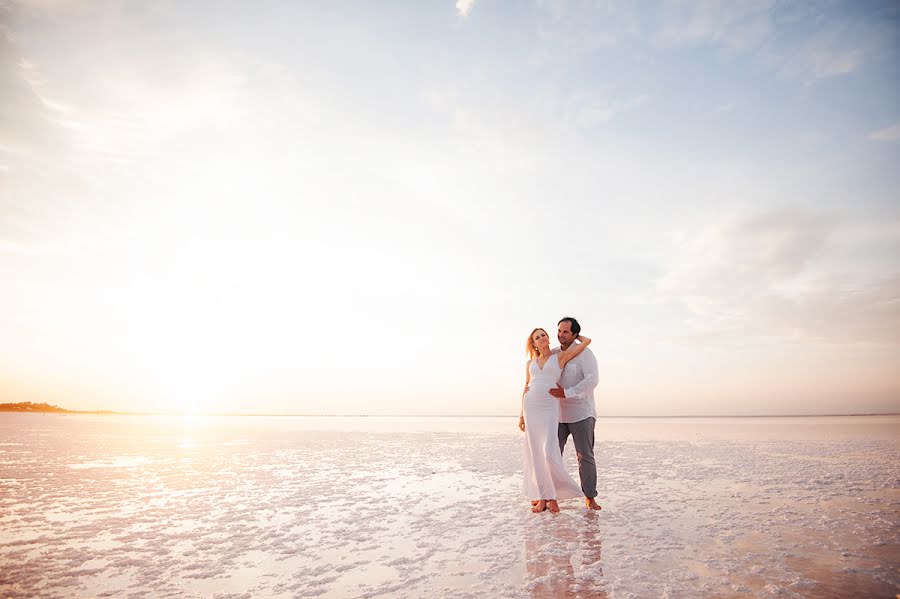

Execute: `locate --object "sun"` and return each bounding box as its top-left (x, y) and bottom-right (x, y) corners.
top-left (151, 342), bottom-right (225, 415)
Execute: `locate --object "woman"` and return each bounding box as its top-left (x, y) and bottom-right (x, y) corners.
top-left (519, 327), bottom-right (592, 513)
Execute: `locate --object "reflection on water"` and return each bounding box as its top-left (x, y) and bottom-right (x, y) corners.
top-left (525, 510), bottom-right (605, 598)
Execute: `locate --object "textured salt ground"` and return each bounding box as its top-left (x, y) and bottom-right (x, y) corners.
top-left (1, 415), bottom-right (898, 598)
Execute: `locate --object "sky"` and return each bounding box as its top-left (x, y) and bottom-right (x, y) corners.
top-left (1, 0), bottom-right (898, 416)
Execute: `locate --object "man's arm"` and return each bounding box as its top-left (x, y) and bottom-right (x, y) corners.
top-left (562, 350), bottom-right (598, 400)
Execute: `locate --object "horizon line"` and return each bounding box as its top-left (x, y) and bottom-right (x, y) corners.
top-left (3, 409), bottom-right (898, 419)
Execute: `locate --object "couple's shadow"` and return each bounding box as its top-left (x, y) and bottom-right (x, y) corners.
top-left (523, 509), bottom-right (606, 598)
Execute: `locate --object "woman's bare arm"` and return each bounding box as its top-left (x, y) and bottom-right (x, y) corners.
top-left (556, 335), bottom-right (591, 369)
top-left (519, 360), bottom-right (531, 431)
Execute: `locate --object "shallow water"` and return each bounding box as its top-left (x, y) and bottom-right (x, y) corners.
top-left (1, 414), bottom-right (898, 598)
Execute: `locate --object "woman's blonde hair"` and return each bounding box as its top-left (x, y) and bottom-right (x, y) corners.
top-left (525, 328), bottom-right (548, 359)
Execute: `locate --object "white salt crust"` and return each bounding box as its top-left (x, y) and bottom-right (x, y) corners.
top-left (0, 415), bottom-right (898, 598)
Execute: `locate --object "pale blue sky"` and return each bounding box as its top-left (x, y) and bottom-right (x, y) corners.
top-left (1, 1), bottom-right (898, 415)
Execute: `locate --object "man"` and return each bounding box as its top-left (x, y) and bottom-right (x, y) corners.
top-left (551, 316), bottom-right (601, 510)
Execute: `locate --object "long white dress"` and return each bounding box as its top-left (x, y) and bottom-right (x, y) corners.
top-left (522, 356), bottom-right (583, 500)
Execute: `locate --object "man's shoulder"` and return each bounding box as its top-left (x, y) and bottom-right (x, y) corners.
top-left (571, 345), bottom-right (596, 364)
top-left (575, 344), bottom-right (596, 356)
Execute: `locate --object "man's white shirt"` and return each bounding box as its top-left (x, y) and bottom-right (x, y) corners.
top-left (552, 344), bottom-right (599, 423)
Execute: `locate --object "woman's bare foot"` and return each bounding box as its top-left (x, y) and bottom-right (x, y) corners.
top-left (531, 500), bottom-right (547, 513)
top-left (547, 499), bottom-right (560, 513)
top-left (585, 497), bottom-right (602, 511)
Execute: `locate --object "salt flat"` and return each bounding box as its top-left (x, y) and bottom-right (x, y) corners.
top-left (1, 414), bottom-right (898, 598)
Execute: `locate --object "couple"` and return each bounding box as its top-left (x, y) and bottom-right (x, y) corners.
top-left (518, 317), bottom-right (600, 514)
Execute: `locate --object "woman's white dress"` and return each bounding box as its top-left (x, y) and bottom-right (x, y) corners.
top-left (523, 356), bottom-right (583, 500)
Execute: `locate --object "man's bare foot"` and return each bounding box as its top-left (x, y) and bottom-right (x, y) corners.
top-left (585, 497), bottom-right (602, 511)
top-left (531, 500), bottom-right (547, 513)
top-left (547, 500), bottom-right (560, 513)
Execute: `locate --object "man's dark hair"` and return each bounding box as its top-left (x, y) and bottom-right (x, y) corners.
top-left (558, 316), bottom-right (581, 336)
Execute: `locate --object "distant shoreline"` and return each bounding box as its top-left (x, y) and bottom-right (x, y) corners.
top-left (1, 404), bottom-right (897, 419)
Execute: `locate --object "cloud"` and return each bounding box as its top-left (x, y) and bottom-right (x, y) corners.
top-left (456, 0), bottom-right (476, 19)
top-left (422, 82), bottom-right (558, 174)
top-left (778, 32), bottom-right (864, 85)
top-left (869, 122), bottom-right (900, 142)
top-left (655, 211), bottom-right (900, 345)
top-left (653, 1), bottom-right (882, 85)
top-left (0, 29), bottom-right (67, 156)
top-left (659, 211), bottom-right (830, 296)
top-left (0, 3), bottom-right (266, 256)
top-left (0, 26), bottom-right (90, 249)
top-left (570, 93), bottom-right (647, 127)
top-left (657, 0), bottom-right (775, 54)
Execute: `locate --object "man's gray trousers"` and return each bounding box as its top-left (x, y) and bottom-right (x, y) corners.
top-left (558, 417), bottom-right (597, 498)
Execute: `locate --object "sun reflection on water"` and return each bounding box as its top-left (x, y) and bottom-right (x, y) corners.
top-left (178, 411), bottom-right (207, 449)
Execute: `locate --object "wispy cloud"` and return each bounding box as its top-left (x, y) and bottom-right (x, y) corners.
top-left (659, 211), bottom-right (830, 303)
top-left (869, 122), bottom-right (900, 142)
top-left (423, 83), bottom-right (554, 173)
top-left (654, 2), bottom-right (879, 85)
top-left (456, 0), bottom-right (476, 19)
top-left (0, 32), bottom-right (65, 155)
top-left (570, 93), bottom-right (647, 127)
top-left (657, 0), bottom-right (775, 54)
top-left (778, 32), bottom-right (864, 85)
top-left (655, 211), bottom-right (900, 345)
